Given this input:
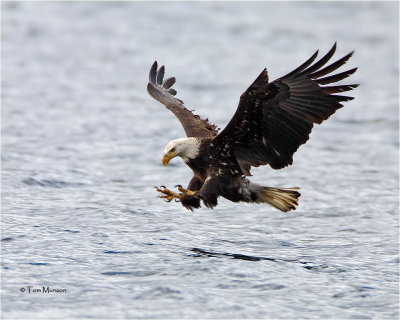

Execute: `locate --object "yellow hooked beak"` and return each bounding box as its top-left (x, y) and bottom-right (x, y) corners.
top-left (162, 152), bottom-right (176, 166)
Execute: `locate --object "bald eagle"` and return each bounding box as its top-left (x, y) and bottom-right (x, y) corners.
top-left (147, 43), bottom-right (358, 211)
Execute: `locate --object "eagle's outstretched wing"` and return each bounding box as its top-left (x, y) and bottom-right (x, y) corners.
top-left (147, 61), bottom-right (219, 138)
top-left (213, 43), bottom-right (358, 174)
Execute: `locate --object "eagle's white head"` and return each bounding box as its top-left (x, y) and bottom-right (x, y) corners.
top-left (162, 137), bottom-right (201, 166)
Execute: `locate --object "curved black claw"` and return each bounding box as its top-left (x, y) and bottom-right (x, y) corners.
top-left (174, 184), bottom-right (182, 188)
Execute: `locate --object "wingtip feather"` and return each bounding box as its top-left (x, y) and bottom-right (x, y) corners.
top-left (162, 77), bottom-right (176, 89)
top-left (149, 61), bottom-right (158, 83)
top-left (168, 88), bottom-right (177, 96)
top-left (156, 65), bottom-right (165, 85)
top-left (283, 49), bottom-right (319, 78)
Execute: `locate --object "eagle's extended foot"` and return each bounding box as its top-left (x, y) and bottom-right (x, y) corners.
top-left (155, 186), bottom-right (182, 202)
top-left (175, 185), bottom-right (196, 197)
top-left (155, 185), bottom-right (197, 203)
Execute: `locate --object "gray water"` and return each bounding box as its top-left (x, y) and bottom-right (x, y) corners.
top-left (2, 2), bottom-right (399, 319)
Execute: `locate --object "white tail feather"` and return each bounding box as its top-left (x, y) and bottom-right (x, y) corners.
top-left (256, 187), bottom-right (301, 212)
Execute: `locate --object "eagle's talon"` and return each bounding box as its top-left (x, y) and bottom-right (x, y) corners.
top-left (174, 184), bottom-right (182, 188)
top-left (160, 194), bottom-right (174, 202)
top-left (156, 185), bottom-right (182, 202)
top-left (177, 186), bottom-right (196, 197)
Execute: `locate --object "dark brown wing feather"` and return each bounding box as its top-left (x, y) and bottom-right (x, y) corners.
top-left (214, 43), bottom-right (358, 173)
top-left (147, 61), bottom-right (219, 138)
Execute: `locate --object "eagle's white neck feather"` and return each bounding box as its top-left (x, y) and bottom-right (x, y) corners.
top-left (164, 137), bottom-right (201, 162)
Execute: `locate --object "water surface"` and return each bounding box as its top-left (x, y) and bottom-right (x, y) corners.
top-left (2, 2), bottom-right (399, 319)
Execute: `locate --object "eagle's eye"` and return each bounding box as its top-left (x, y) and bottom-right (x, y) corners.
top-left (170, 147), bottom-right (176, 153)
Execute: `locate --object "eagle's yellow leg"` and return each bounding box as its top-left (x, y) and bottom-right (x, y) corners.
top-left (155, 185), bottom-right (196, 202)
